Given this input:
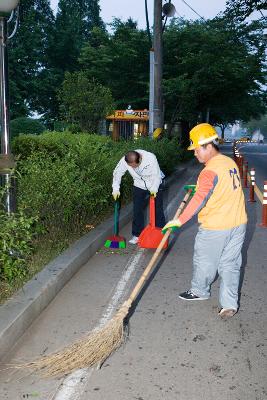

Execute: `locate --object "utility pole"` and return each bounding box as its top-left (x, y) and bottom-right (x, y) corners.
top-left (153, 0), bottom-right (163, 133)
top-left (148, 48), bottom-right (154, 136)
top-left (0, 1), bottom-right (20, 213)
top-left (148, 0), bottom-right (175, 137)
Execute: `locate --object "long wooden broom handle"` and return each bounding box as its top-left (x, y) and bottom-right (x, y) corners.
top-left (114, 200), bottom-right (119, 236)
top-left (149, 196), bottom-right (156, 228)
top-left (128, 189), bottom-right (193, 305)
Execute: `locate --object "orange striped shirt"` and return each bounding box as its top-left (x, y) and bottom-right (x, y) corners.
top-left (179, 154), bottom-right (247, 230)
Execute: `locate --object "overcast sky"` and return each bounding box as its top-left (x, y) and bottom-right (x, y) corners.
top-left (50, 0), bottom-right (230, 28)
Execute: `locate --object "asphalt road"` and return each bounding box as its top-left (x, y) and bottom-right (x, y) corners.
top-left (234, 143), bottom-right (267, 192)
top-left (0, 157), bottom-right (266, 400)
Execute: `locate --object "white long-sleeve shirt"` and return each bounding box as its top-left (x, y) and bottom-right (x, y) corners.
top-left (112, 149), bottom-right (165, 193)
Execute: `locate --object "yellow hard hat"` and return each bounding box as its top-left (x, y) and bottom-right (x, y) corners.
top-left (188, 123), bottom-right (218, 150)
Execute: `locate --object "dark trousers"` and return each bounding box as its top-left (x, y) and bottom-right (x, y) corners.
top-left (132, 185), bottom-right (166, 237)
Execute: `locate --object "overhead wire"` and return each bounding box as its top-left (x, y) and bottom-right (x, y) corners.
top-left (180, 0), bottom-right (205, 21)
top-left (259, 10), bottom-right (266, 19)
top-left (144, 0), bottom-right (152, 47)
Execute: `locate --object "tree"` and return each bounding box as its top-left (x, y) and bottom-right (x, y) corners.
top-left (225, 0), bottom-right (267, 20)
top-left (41, 0), bottom-right (105, 124)
top-left (79, 19), bottom-right (150, 109)
top-left (162, 18), bottom-right (266, 141)
top-left (243, 114), bottom-right (267, 137)
top-left (8, 0), bottom-right (54, 118)
top-left (58, 72), bottom-right (114, 132)
top-left (216, 123), bottom-right (229, 139)
top-left (10, 117), bottom-right (45, 137)
top-left (9, 0), bottom-right (105, 123)
top-left (49, 0), bottom-right (104, 73)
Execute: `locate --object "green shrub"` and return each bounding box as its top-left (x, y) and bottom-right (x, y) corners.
top-left (12, 131), bottom-right (112, 159)
top-left (7, 132), bottom-right (185, 285)
top-left (10, 117), bottom-right (45, 138)
top-left (15, 135), bottom-right (133, 230)
top-left (58, 72), bottom-right (114, 132)
top-left (13, 134), bottom-right (184, 231)
top-left (0, 187), bottom-right (38, 282)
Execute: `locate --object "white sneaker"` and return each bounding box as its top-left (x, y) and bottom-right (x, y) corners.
top-left (129, 236), bottom-right (139, 245)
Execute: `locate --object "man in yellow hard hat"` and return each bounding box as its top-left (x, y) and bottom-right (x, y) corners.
top-left (162, 123), bottom-right (247, 318)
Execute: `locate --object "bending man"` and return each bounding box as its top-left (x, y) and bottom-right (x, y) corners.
top-left (112, 150), bottom-right (166, 244)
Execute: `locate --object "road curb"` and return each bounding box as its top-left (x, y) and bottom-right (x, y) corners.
top-left (0, 163), bottom-right (190, 360)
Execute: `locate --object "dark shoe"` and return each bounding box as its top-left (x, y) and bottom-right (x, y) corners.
top-left (218, 308), bottom-right (237, 319)
top-left (179, 290), bottom-right (208, 301)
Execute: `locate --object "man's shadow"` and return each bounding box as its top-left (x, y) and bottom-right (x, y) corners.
top-left (125, 166), bottom-right (199, 325)
top-left (126, 216), bottom-right (196, 325)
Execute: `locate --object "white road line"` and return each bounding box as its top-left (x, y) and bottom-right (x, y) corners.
top-left (53, 368), bottom-right (92, 400)
top-left (53, 172), bottom-right (197, 400)
top-left (54, 249), bottom-right (145, 400)
top-left (98, 248), bottom-right (145, 327)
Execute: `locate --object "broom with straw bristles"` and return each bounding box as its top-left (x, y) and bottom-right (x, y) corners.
top-left (16, 188), bottom-right (194, 377)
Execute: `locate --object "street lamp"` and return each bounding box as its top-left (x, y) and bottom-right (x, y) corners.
top-left (0, 0), bottom-right (20, 213)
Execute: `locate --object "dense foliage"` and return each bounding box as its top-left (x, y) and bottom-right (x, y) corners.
top-left (163, 18), bottom-right (266, 130)
top-left (0, 185), bottom-right (38, 282)
top-left (10, 117), bottom-right (45, 137)
top-left (9, 0), bottom-right (105, 123)
top-left (79, 20), bottom-right (150, 110)
top-left (9, 0), bottom-right (55, 119)
top-left (13, 132), bottom-right (182, 228)
top-left (243, 114), bottom-right (267, 136)
top-left (58, 72), bottom-right (114, 132)
top-left (8, 2), bottom-right (266, 131)
top-left (225, 0), bottom-right (267, 20)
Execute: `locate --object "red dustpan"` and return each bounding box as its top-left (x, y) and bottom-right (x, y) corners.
top-left (138, 196), bottom-right (168, 249)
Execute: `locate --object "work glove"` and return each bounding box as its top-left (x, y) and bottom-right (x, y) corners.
top-left (150, 191), bottom-right (157, 198)
top-left (162, 219), bottom-right (182, 234)
top-left (112, 191), bottom-right (120, 200)
top-left (184, 184), bottom-right (196, 195)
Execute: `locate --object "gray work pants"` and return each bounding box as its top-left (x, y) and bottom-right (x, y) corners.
top-left (191, 224), bottom-right (247, 310)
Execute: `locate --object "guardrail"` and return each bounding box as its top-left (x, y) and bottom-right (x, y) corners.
top-left (233, 142), bottom-right (266, 227)
top-left (260, 182), bottom-right (267, 228)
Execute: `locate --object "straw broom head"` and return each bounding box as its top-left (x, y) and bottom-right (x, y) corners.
top-left (15, 300), bottom-right (131, 377)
